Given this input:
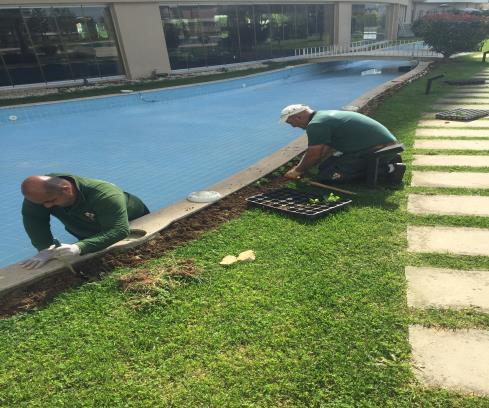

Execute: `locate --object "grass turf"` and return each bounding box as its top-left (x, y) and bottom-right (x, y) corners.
top-left (1, 55), bottom-right (489, 407)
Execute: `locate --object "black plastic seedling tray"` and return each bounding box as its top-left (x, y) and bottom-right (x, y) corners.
top-left (246, 188), bottom-right (352, 221)
top-left (435, 108), bottom-right (489, 122)
top-left (444, 79), bottom-right (485, 86)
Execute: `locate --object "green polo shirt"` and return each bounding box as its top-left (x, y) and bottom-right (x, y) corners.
top-left (306, 110), bottom-right (397, 153)
top-left (22, 173), bottom-right (149, 255)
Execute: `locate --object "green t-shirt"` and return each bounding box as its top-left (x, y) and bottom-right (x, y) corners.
top-left (22, 173), bottom-right (149, 255)
top-left (306, 110), bottom-right (397, 153)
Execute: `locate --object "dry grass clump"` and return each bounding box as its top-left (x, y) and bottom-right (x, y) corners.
top-left (117, 258), bottom-right (202, 309)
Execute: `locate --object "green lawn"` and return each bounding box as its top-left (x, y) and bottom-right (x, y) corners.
top-left (1, 55), bottom-right (489, 407)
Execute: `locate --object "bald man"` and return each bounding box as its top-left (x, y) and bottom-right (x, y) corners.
top-left (20, 173), bottom-right (149, 269)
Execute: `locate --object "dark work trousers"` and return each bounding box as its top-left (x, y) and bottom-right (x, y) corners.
top-left (318, 147), bottom-right (402, 184)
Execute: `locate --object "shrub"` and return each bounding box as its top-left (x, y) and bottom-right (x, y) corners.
top-left (412, 12), bottom-right (489, 58)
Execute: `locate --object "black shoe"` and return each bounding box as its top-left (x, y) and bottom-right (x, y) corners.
top-left (387, 163), bottom-right (406, 184)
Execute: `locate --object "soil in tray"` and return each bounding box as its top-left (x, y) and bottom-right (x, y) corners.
top-left (246, 188), bottom-right (352, 220)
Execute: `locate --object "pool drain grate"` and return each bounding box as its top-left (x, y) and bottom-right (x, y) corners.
top-left (435, 108), bottom-right (489, 122)
top-left (246, 188), bottom-right (352, 221)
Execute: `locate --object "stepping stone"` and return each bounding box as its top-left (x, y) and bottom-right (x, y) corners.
top-left (418, 120), bottom-right (489, 128)
top-left (409, 325), bottom-right (489, 396)
top-left (446, 91), bottom-right (489, 97)
top-left (406, 266), bottom-right (489, 310)
top-left (407, 225), bottom-right (489, 256)
top-left (437, 98), bottom-right (489, 104)
top-left (408, 194), bottom-right (489, 216)
top-left (416, 128), bottom-right (489, 138)
top-left (432, 104), bottom-right (489, 111)
top-left (415, 139), bottom-right (489, 150)
top-left (411, 171), bottom-right (489, 189)
top-left (413, 155), bottom-right (489, 167)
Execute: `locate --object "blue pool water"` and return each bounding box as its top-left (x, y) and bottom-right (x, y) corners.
top-left (0, 59), bottom-right (408, 267)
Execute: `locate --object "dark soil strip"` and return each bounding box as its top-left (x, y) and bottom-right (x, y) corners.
top-left (0, 177), bottom-right (287, 318)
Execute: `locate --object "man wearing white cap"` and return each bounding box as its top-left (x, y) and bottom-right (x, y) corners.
top-left (279, 104), bottom-right (405, 184)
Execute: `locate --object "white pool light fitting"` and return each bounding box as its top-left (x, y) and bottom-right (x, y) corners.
top-left (187, 191), bottom-right (222, 203)
top-left (8, 115), bottom-right (17, 121)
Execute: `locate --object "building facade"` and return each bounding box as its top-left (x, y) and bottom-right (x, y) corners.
top-left (0, 0), bottom-right (411, 87)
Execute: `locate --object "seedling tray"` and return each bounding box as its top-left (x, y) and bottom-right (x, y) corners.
top-left (435, 108), bottom-right (489, 122)
top-left (444, 79), bottom-right (485, 86)
top-left (246, 188), bottom-right (352, 221)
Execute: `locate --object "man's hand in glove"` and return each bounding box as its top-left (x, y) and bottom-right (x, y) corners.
top-left (20, 245), bottom-right (56, 269)
top-left (53, 243), bottom-right (81, 257)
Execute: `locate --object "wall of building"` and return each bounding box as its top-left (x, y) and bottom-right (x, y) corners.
top-left (0, 0), bottom-right (411, 86)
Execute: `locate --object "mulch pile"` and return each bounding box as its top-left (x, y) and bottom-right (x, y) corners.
top-left (0, 176), bottom-right (287, 317)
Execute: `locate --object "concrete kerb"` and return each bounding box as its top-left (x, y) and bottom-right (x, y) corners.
top-left (342, 61), bottom-right (432, 113)
top-left (0, 59), bottom-right (432, 298)
top-left (0, 135), bottom-right (307, 297)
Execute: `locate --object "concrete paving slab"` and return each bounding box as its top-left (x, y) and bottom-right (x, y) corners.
top-left (416, 128), bottom-right (489, 138)
top-left (408, 194), bottom-right (489, 216)
top-left (447, 89), bottom-right (489, 94)
top-left (413, 155), bottom-right (489, 167)
top-left (406, 266), bottom-right (489, 310)
top-left (418, 120), bottom-right (489, 128)
top-left (410, 325), bottom-right (489, 396)
top-left (411, 171), bottom-right (489, 189)
top-left (437, 98), bottom-right (489, 104)
top-left (414, 139), bottom-right (489, 151)
top-left (432, 104), bottom-right (489, 111)
top-left (407, 225), bottom-right (489, 256)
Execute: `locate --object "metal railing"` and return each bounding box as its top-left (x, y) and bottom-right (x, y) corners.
top-left (294, 40), bottom-right (442, 59)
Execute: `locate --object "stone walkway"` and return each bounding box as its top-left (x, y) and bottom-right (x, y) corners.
top-left (407, 69), bottom-right (489, 396)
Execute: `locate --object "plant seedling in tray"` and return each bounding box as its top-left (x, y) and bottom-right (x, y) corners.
top-left (246, 188), bottom-right (352, 221)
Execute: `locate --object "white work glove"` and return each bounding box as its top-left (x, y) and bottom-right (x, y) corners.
top-left (52, 243), bottom-right (81, 257)
top-left (20, 245), bottom-right (56, 270)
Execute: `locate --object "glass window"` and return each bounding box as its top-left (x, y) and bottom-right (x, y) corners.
top-left (0, 53), bottom-right (12, 87)
top-left (0, 8), bottom-right (44, 85)
top-left (352, 4), bottom-right (387, 42)
top-left (253, 5), bottom-right (271, 61)
top-left (0, 5), bottom-right (123, 86)
top-left (237, 6), bottom-right (255, 62)
top-left (160, 4), bottom-right (336, 69)
top-left (270, 5), bottom-right (287, 58)
top-left (22, 7), bottom-right (73, 82)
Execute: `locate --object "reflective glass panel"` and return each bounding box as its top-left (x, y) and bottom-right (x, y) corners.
top-left (352, 4), bottom-right (387, 42)
top-left (253, 5), bottom-right (271, 60)
top-left (160, 4), bottom-right (336, 69)
top-left (22, 7), bottom-right (73, 82)
top-left (0, 8), bottom-right (44, 85)
top-left (237, 6), bottom-right (255, 62)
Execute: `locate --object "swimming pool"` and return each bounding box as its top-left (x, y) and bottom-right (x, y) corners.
top-left (1, 59), bottom-right (409, 267)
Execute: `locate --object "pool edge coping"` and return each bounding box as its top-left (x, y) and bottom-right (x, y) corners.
top-left (0, 60), bottom-right (432, 298)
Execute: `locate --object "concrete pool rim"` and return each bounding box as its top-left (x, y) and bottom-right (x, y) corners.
top-left (0, 60), bottom-right (432, 297)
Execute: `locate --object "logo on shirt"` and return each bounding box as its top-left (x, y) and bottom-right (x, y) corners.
top-left (84, 212), bottom-right (96, 221)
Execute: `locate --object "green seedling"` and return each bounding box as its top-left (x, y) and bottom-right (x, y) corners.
top-left (285, 181), bottom-right (298, 189)
top-left (308, 198), bottom-right (320, 205)
top-left (325, 193), bottom-right (341, 203)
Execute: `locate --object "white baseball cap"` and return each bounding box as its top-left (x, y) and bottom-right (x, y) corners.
top-left (279, 104), bottom-right (311, 123)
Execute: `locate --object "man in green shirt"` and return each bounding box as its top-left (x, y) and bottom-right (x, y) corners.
top-left (280, 104), bottom-right (405, 184)
top-left (20, 173), bottom-right (149, 269)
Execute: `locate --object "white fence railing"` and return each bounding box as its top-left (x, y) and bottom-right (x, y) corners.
top-left (294, 40), bottom-right (442, 59)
